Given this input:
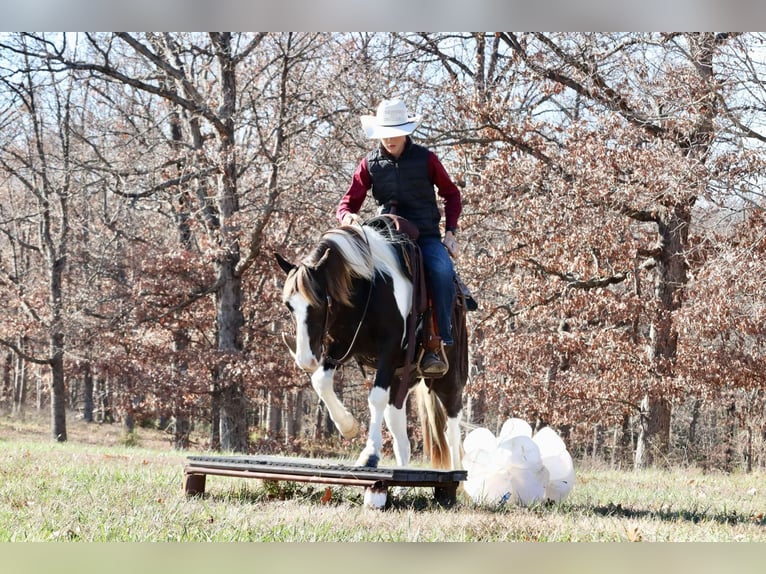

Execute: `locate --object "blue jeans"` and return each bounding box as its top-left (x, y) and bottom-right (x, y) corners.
top-left (417, 236), bottom-right (456, 346)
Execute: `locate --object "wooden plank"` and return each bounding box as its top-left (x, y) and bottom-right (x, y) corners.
top-left (185, 454), bottom-right (466, 484)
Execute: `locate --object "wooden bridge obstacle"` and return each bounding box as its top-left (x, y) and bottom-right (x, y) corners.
top-left (183, 454), bottom-right (467, 508)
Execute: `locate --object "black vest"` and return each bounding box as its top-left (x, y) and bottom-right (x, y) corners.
top-left (366, 140), bottom-right (441, 237)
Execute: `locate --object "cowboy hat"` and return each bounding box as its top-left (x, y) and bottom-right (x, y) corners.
top-left (360, 99), bottom-right (422, 139)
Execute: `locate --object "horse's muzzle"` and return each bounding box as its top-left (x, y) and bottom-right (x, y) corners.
top-left (282, 332), bottom-right (320, 372)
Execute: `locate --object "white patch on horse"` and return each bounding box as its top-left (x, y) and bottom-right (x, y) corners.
top-left (311, 366), bottom-right (359, 438)
top-left (361, 227), bottom-right (412, 343)
top-left (287, 291), bottom-right (317, 372)
top-left (446, 412), bottom-right (463, 470)
top-left (384, 399), bottom-right (410, 466)
top-left (323, 229), bottom-right (375, 280)
top-left (356, 385), bottom-right (389, 466)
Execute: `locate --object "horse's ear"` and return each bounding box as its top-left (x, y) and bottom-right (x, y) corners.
top-left (275, 252), bottom-right (296, 275)
top-left (315, 247), bottom-right (331, 270)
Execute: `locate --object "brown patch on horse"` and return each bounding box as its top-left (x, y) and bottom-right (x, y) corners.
top-left (283, 228), bottom-right (374, 310)
top-left (283, 265), bottom-right (322, 307)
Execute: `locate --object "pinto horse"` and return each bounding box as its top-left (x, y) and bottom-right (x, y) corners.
top-left (276, 223), bottom-right (468, 471)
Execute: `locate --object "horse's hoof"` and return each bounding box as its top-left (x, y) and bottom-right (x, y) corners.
top-left (434, 485), bottom-right (458, 508)
top-left (339, 418), bottom-right (360, 439)
top-left (356, 452), bottom-right (379, 468)
top-left (364, 485), bottom-right (387, 509)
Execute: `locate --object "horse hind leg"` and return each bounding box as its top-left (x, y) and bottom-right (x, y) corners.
top-left (445, 411), bottom-right (463, 470)
top-left (384, 397), bottom-right (411, 467)
top-left (311, 367), bottom-right (360, 438)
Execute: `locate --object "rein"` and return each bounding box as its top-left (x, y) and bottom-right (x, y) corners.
top-left (324, 279), bottom-right (373, 365)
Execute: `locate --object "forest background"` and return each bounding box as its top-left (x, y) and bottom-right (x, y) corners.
top-left (1, 32), bottom-right (765, 472)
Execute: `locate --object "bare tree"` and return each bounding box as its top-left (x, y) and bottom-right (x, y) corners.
top-left (0, 35), bottom-right (83, 440)
top-left (24, 32), bottom-right (272, 451)
top-left (389, 32), bottom-right (763, 467)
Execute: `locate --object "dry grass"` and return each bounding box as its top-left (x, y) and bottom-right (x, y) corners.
top-left (0, 410), bottom-right (764, 543)
top-left (0, 410), bottom-right (181, 450)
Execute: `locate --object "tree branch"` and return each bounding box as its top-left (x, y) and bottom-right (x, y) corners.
top-left (526, 258), bottom-right (631, 290)
top-left (0, 337), bottom-right (50, 365)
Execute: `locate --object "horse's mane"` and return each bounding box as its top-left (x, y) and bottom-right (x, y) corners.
top-left (288, 226), bottom-right (401, 308)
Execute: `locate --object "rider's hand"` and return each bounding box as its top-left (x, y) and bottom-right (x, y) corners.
top-left (341, 213), bottom-right (361, 226)
top-left (444, 230), bottom-right (459, 258)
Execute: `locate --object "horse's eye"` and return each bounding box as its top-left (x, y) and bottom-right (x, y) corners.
top-left (284, 301), bottom-right (294, 313)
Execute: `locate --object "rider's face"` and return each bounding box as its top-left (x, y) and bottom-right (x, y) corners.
top-left (380, 136), bottom-right (406, 159)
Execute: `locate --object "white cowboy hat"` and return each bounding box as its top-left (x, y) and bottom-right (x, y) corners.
top-left (360, 99), bottom-right (422, 139)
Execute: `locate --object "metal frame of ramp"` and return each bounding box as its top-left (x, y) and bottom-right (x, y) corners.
top-left (183, 454), bottom-right (467, 507)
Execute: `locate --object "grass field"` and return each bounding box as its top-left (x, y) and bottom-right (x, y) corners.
top-left (1, 412), bottom-right (764, 543)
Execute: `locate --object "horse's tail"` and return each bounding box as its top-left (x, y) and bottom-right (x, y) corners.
top-left (415, 380), bottom-right (450, 469)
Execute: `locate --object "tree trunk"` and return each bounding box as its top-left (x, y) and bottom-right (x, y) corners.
top-left (688, 397), bottom-right (702, 455)
top-left (266, 390), bottom-right (282, 437)
top-left (618, 412), bottom-right (633, 469)
top-left (123, 411), bottom-right (135, 434)
top-left (635, 203), bottom-right (691, 468)
top-left (635, 395), bottom-right (672, 468)
top-left (96, 376), bottom-right (113, 424)
top-left (82, 361), bottom-right (94, 423)
top-left (219, 381), bottom-right (247, 452)
top-left (170, 319), bottom-right (191, 450)
top-left (168, 81), bottom-right (193, 451)
top-left (13, 339), bottom-right (28, 415)
top-left (635, 34), bottom-right (718, 470)
top-left (314, 402), bottom-right (326, 440)
top-left (285, 388), bottom-right (304, 442)
top-left (211, 32), bottom-right (248, 453)
top-left (591, 423), bottom-right (604, 464)
top-left (36, 370), bottom-right (43, 411)
top-left (209, 385), bottom-right (221, 451)
top-left (724, 397), bottom-right (737, 472)
top-left (465, 391), bottom-right (487, 428)
top-left (49, 255), bottom-right (68, 442)
top-left (215, 257), bottom-right (247, 451)
top-left (1, 352), bottom-right (12, 408)
top-left (173, 412), bottom-right (191, 450)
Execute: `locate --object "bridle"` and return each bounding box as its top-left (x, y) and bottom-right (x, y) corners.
top-left (321, 224), bottom-right (374, 367)
top-left (321, 278), bottom-right (373, 367)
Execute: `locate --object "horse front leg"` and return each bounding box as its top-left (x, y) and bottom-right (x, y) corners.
top-left (384, 385), bottom-right (411, 467)
top-left (310, 366), bottom-right (360, 439)
top-left (356, 384), bottom-right (388, 467)
top-left (356, 362), bottom-right (397, 468)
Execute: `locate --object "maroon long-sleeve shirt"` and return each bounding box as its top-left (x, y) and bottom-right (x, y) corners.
top-left (336, 150), bottom-right (462, 233)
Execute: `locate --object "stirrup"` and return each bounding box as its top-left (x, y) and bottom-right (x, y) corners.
top-left (417, 342), bottom-right (449, 377)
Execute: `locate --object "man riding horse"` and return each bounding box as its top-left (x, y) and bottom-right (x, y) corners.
top-left (337, 98), bottom-right (462, 377)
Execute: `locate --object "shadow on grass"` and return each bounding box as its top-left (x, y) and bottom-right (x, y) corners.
top-left (588, 502), bottom-right (766, 527)
top-left (193, 482), bottom-right (457, 512)
top-left (189, 483), bottom-right (765, 526)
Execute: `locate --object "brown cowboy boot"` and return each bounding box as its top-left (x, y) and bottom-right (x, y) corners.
top-left (419, 302), bottom-right (448, 376)
top-left (420, 337), bottom-right (449, 376)
top-left (420, 350), bottom-right (448, 376)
